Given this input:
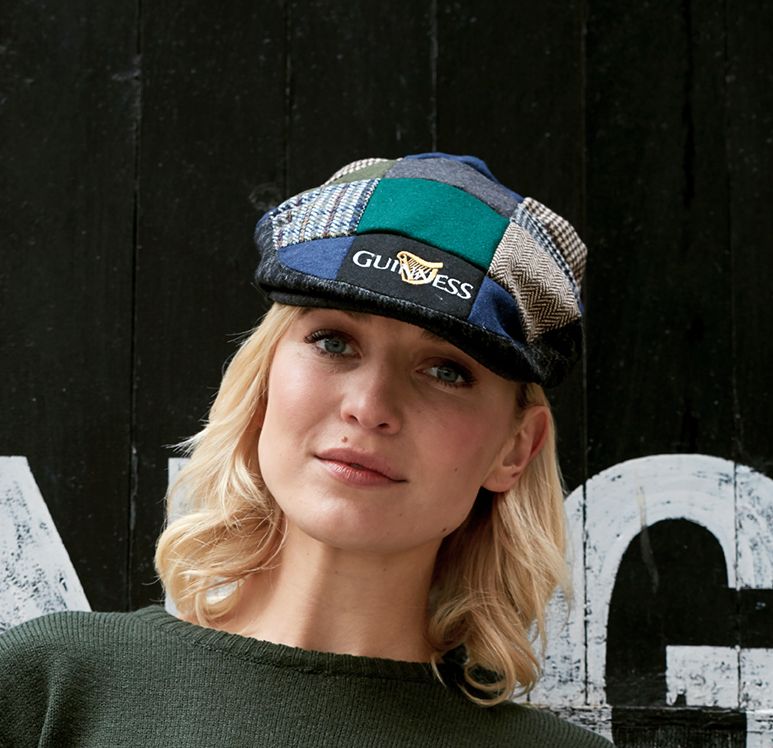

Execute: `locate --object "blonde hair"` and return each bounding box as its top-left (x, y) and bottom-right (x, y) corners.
top-left (155, 303), bottom-right (569, 705)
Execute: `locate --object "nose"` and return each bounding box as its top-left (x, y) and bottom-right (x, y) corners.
top-left (339, 361), bottom-right (403, 434)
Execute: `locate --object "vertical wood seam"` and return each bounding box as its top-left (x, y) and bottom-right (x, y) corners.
top-left (681, 0), bottom-right (696, 213)
top-left (723, 0), bottom-right (744, 709)
top-left (430, 0), bottom-right (438, 150)
top-left (283, 0), bottom-right (292, 194)
top-left (579, 0), bottom-right (590, 706)
top-left (128, 0), bottom-right (144, 611)
top-left (725, 0), bottom-right (742, 465)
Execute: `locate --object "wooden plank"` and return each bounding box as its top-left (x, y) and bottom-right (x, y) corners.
top-left (718, 5), bottom-right (773, 740)
top-left (727, 1), bottom-right (773, 477)
top-left (583, 3), bottom-right (771, 743)
top-left (612, 707), bottom-right (746, 748)
top-left (286, 0), bottom-right (434, 192)
top-left (606, 519), bottom-right (736, 705)
top-left (0, 2), bottom-right (136, 610)
top-left (585, 0), bottom-right (733, 474)
top-left (131, 0), bottom-right (285, 607)
top-left (437, 0), bottom-right (587, 492)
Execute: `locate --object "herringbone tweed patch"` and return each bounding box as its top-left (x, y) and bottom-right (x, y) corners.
top-left (489, 221), bottom-right (581, 342)
top-left (523, 197), bottom-right (587, 288)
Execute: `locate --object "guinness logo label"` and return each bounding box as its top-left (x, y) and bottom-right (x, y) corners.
top-left (396, 250), bottom-right (444, 285)
top-left (339, 235), bottom-right (482, 315)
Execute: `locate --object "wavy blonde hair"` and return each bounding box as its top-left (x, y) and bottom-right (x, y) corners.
top-left (155, 302), bottom-right (570, 705)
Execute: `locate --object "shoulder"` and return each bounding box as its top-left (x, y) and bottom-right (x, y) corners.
top-left (0, 609), bottom-right (140, 746)
top-left (1, 608), bottom-right (138, 653)
top-left (488, 702), bottom-right (613, 747)
top-left (1, 608), bottom-right (97, 659)
top-left (0, 606), bottom-right (163, 678)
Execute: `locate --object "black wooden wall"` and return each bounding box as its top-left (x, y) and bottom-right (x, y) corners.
top-left (2, 2), bottom-right (771, 745)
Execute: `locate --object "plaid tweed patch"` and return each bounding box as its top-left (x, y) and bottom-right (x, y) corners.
top-left (488, 221), bottom-right (581, 342)
top-left (324, 158), bottom-right (391, 184)
top-left (522, 197), bottom-right (587, 288)
top-left (272, 179), bottom-right (378, 249)
top-left (511, 203), bottom-right (581, 299)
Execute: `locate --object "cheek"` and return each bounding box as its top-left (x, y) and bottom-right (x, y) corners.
top-left (431, 406), bottom-right (508, 476)
top-left (259, 363), bottom-right (312, 477)
top-left (263, 353), bottom-right (326, 430)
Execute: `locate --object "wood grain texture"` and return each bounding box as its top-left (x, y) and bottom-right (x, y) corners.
top-left (286, 0), bottom-right (434, 192)
top-left (131, 0), bottom-right (285, 606)
top-left (727, 0), bottom-right (773, 477)
top-left (585, 0), bottom-right (733, 474)
top-left (0, 1), bottom-right (137, 610)
top-left (612, 706), bottom-right (746, 747)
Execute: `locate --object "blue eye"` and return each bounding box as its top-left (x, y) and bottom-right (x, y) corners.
top-left (304, 330), bottom-right (354, 357)
top-left (426, 363), bottom-right (473, 387)
top-left (320, 336), bottom-right (347, 354)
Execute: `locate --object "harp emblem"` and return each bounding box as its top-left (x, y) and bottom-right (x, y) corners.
top-left (396, 250), bottom-right (444, 285)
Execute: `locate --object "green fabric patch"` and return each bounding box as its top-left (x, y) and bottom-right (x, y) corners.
top-left (356, 178), bottom-right (508, 270)
top-left (328, 160), bottom-right (397, 184)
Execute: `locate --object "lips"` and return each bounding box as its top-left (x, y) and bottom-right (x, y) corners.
top-left (316, 448), bottom-right (406, 482)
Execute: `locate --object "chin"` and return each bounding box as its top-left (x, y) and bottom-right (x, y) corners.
top-left (286, 514), bottom-right (433, 557)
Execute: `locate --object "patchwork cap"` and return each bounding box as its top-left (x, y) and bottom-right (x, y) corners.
top-left (253, 153), bottom-right (587, 386)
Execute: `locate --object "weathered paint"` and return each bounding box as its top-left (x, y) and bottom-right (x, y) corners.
top-left (666, 646), bottom-right (739, 707)
top-left (741, 649), bottom-right (773, 711)
top-left (163, 458), bottom-right (190, 617)
top-left (585, 454), bottom-right (737, 705)
top-left (746, 711), bottom-right (773, 748)
top-left (167, 457), bottom-right (191, 523)
top-left (533, 454), bottom-right (773, 744)
top-left (0, 456), bottom-right (89, 632)
top-left (529, 486), bottom-right (586, 707)
top-left (737, 465), bottom-right (773, 589)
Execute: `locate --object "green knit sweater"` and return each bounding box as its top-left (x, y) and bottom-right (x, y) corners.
top-left (0, 606), bottom-right (612, 747)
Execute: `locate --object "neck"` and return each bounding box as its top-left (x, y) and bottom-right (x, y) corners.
top-left (219, 523), bottom-right (439, 662)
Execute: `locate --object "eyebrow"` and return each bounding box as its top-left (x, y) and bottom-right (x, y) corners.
top-left (320, 309), bottom-right (452, 346)
top-left (420, 327), bottom-right (449, 344)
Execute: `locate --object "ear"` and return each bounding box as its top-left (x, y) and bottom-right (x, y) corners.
top-left (482, 405), bottom-right (550, 493)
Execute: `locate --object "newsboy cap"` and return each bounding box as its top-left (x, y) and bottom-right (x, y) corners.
top-left (253, 152), bottom-right (586, 386)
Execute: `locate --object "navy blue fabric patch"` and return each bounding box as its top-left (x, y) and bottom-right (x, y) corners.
top-left (403, 152), bottom-right (523, 201)
top-left (337, 234), bottom-right (483, 318)
top-left (468, 276), bottom-right (525, 343)
top-left (385, 159), bottom-right (521, 217)
top-left (277, 236), bottom-right (354, 279)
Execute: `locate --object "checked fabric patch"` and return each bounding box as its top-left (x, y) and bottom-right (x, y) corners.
top-left (254, 152), bottom-right (587, 386)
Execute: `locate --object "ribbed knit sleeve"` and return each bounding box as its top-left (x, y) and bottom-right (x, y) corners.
top-left (0, 616), bottom-right (58, 747)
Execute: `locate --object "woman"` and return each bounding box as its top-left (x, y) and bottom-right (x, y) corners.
top-left (0, 153), bottom-right (611, 746)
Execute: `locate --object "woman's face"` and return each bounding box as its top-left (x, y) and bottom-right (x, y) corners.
top-left (257, 308), bottom-right (527, 559)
